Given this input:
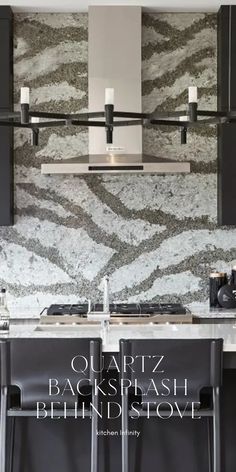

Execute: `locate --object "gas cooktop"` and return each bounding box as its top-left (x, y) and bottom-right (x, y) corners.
top-left (46, 303), bottom-right (188, 317)
top-left (39, 303), bottom-right (192, 325)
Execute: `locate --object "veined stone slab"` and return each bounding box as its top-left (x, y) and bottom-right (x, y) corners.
top-left (16, 187), bottom-right (74, 219)
top-left (7, 292), bottom-right (87, 317)
top-left (142, 28), bottom-right (216, 82)
top-left (4, 12), bottom-right (230, 308)
top-left (160, 13), bottom-right (206, 30)
top-left (30, 82), bottom-right (86, 105)
top-left (15, 41), bottom-right (88, 81)
top-left (102, 174), bottom-right (217, 221)
top-left (127, 271), bottom-right (202, 302)
top-left (14, 216), bottom-right (114, 281)
top-left (109, 229), bottom-right (236, 293)
top-left (15, 168), bottom-right (166, 246)
top-left (0, 242), bottom-right (71, 286)
top-left (15, 13), bottom-right (88, 30)
top-left (14, 37), bottom-right (29, 59)
top-left (36, 133), bottom-right (88, 160)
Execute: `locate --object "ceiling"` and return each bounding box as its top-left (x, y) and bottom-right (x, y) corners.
top-left (4, 0), bottom-right (236, 13)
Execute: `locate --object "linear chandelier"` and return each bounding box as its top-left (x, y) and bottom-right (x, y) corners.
top-left (0, 86), bottom-right (233, 146)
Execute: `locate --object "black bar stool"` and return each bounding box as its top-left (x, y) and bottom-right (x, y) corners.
top-left (0, 337), bottom-right (102, 472)
top-left (120, 338), bottom-right (223, 472)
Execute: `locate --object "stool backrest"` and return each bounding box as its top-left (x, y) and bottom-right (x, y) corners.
top-left (120, 338), bottom-right (223, 406)
top-left (2, 338), bottom-right (102, 409)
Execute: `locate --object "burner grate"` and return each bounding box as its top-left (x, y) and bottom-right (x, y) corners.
top-left (46, 303), bottom-right (187, 317)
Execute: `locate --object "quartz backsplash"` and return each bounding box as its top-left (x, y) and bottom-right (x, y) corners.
top-left (0, 12), bottom-right (234, 314)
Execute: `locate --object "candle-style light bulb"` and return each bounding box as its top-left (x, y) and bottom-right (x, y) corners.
top-left (20, 87), bottom-right (30, 104)
top-left (105, 88), bottom-right (114, 105)
top-left (188, 86), bottom-right (198, 103)
top-left (31, 117), bottom-right (40, 124)
top-left (20, 87), bottom-right (30, 124)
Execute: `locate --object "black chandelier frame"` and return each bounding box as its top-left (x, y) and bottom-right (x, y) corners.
top-left (0, 102), bottom-right (235, 146)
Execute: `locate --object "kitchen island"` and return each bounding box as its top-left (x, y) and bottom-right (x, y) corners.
top-left (191, 305), bottom-right (236, 324)
top-left (2, 321), bottom-right (236, 472)
top-left (5, 321), bottom-right (236, 352)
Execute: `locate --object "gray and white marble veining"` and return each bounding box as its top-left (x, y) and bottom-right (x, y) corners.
top-left (1, 12), bottom-right (236, 313)
top-left (102, 174), bottom-right (217, 221)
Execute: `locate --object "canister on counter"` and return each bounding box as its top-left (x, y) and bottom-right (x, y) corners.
top-left (231, 266), bottom-right (236, 285)
top-left (209, 272), bottom-right (228, 308)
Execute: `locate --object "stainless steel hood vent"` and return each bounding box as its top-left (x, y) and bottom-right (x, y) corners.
top-left (41, 6), bottom-right (190, 175)
top-left (41, 155), bottom-right (190, 174)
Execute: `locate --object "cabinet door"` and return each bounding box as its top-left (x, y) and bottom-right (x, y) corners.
top-left (218, 6), bottom-right (236, 225)
top-left (0, 8), bottom-right (13, 226)
top-left (0, 20), bottom-right (12, 109)
top-left (0, 125), bottom-right (13, 225)
top-left (218, 123), bottom-right (236, 225)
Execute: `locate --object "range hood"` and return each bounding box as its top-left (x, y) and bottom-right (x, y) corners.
top-left (41, 6), bottom-right (190, 175)
top-left (41, 155), bottom-right (190, 174)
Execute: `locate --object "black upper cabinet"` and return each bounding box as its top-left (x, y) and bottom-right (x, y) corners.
top-left (0, 6), bottom-right (13, 226)
top-left (218, 6), bottom-right (236, 225)
top-left (0, 18), bottom-right (12, 108)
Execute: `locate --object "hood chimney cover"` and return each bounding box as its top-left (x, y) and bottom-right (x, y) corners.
top-left (41, 6), bottom-right (190, 175)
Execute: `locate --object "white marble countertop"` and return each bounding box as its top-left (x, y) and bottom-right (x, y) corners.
top-left (190, 305), bottom-right (236, 318)
top-left (3, 322), bottom-right (236, 352)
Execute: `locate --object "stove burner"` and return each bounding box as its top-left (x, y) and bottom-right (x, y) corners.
top-left (46, 303), bottom-right (187, 317)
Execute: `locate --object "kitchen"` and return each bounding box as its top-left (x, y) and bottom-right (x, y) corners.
top-left (1, 1), bottom-right (236, 472)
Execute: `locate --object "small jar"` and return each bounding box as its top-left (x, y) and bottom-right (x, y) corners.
top-left (231, 266), bottom-right (236, 285)
top-left (209, 272), bottom-right (228, 308)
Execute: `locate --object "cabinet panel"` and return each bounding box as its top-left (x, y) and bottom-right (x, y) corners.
top-left (0, 7), bottom-right (13, 226)
top-left (0, 124), bottom-right (13, 225)
top-left (0, 21), bottom-right (12, 109)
